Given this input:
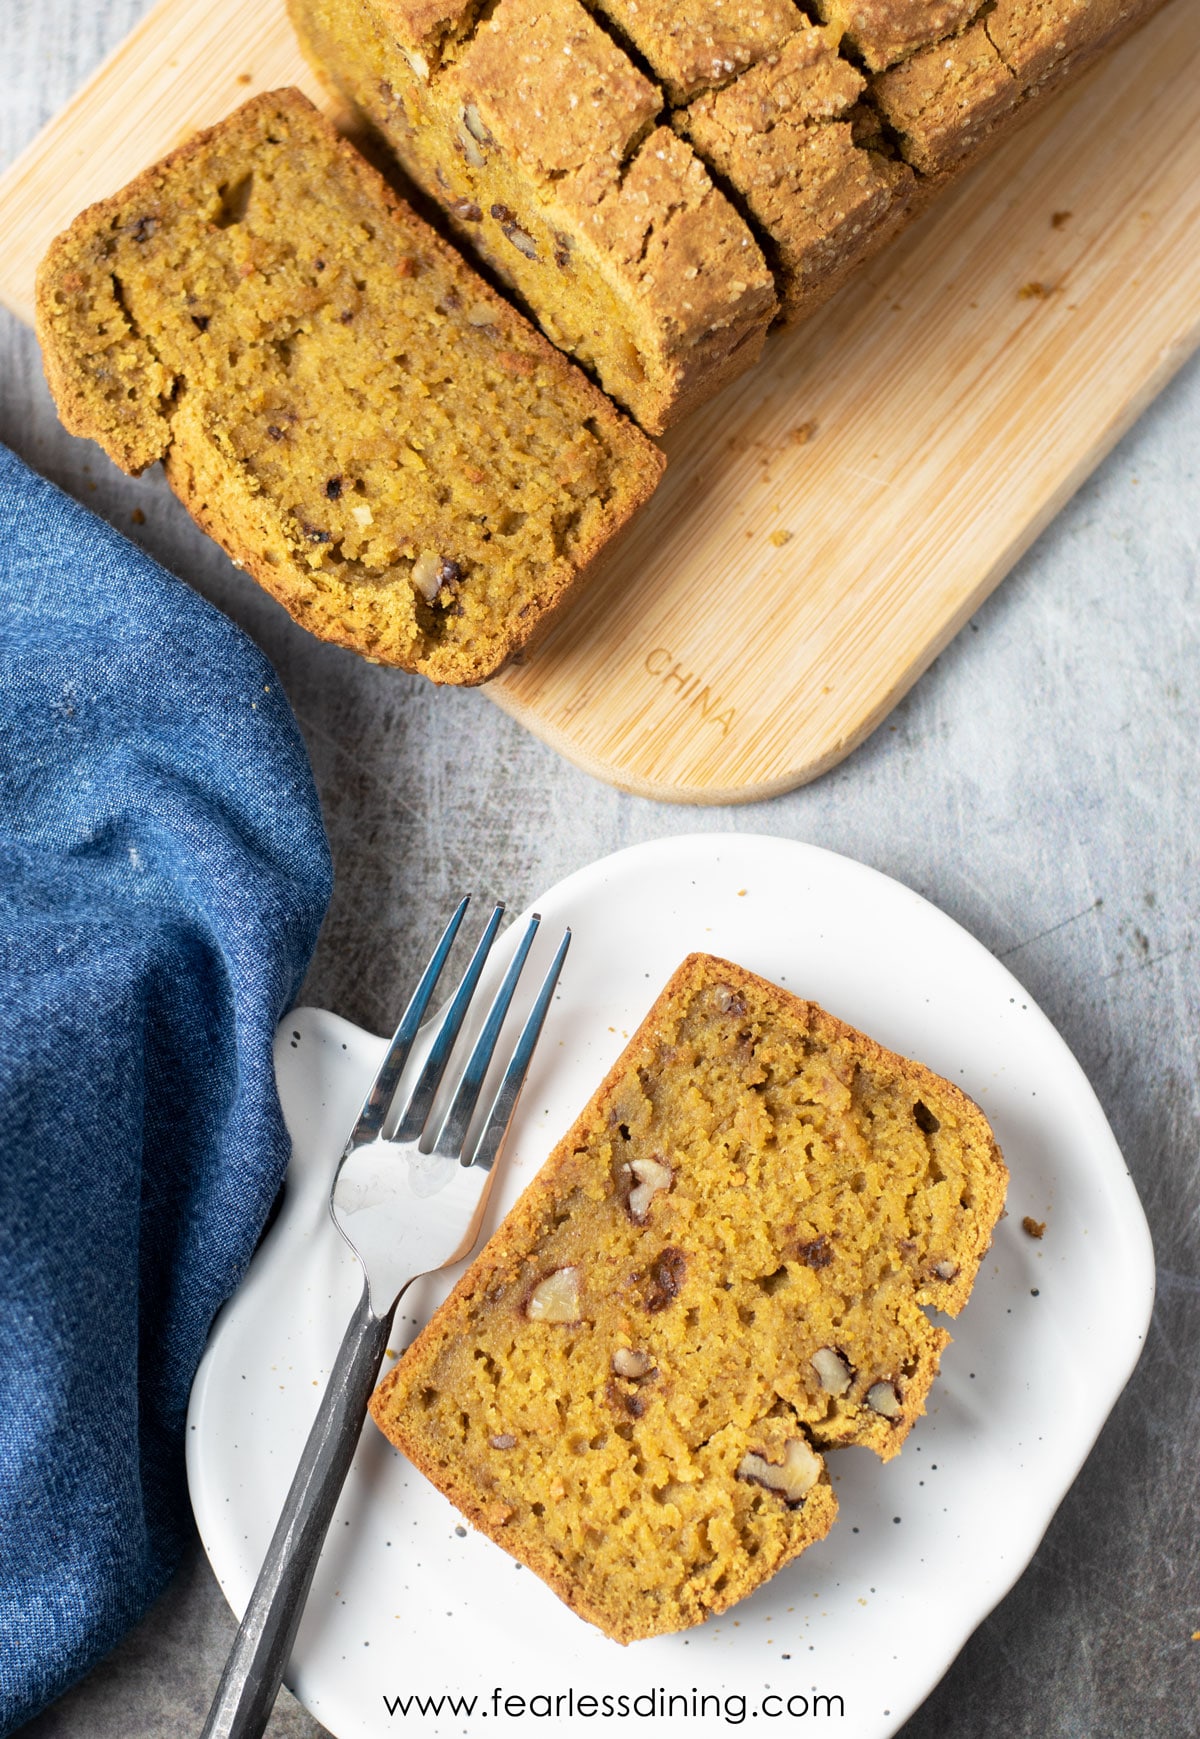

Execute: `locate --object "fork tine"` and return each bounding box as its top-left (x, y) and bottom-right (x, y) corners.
top-left (344, 896), bottom-right (469, 1153)
top-left (431, 912), bottom-right (541, 1160)
top-left (465, 926), bottom-right (571, 1173)
top-left (390, 901), bottom-right (506, 1144)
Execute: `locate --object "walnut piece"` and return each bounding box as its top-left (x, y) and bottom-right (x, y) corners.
top-left (627, 1156), bottom-right (673, 1222)
top-left (411, 550), bottom-right (463, 601)
top-left (736, 1437), bottom-right (820, 1505)
top-left (458, 130), bottom-right (486, 169)
top-left (711, 983), bottom-right (747, 1015)
top-left (811, 1346), bottom-right (853, 1397)
top-left (462, 104), bottom-right (495, 147)
top-left (612, 1347), bottom-right (653, 1379)
top-left (499, 220), bottom-right (538, 260)
top-left (489, 1432), bottom-right (516, 1449)
top-left (933, 1258), bottom-right (959, 1280)
top-left (526, 1266), bottom-right (581, 1324)
top-left (866, 1380), bottom-right (901, 1418)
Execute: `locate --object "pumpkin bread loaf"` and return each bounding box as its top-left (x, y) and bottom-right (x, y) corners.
top-left (35, 89), bottom-right (663, 684)
top-left (289, 0), bottom-right (779, 434)
top-left (294, 0), bottom-right (1164, 430)
top-left (370, 953), bottom-right (1007, 1642)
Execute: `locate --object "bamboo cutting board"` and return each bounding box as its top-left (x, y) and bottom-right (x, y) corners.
top-left (2, 1), bottom-right (1198, 802)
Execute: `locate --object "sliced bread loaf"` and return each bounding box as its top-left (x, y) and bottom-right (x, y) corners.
top-left (295, 0), bottom-right (1163, 429)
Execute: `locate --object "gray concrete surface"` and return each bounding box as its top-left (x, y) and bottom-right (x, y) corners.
top-left (4, 3), bottom-right (1198, 1735)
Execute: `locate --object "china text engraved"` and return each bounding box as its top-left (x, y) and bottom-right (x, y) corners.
top-left (644, 649), bottom-right (736, 738)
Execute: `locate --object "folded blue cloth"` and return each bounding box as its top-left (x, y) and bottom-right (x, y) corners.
top-left (0, 447), bottom-right (332, 1733)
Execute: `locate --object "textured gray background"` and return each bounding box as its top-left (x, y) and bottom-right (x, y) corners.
top-left (3, 2), bottom-right (1198, 1735)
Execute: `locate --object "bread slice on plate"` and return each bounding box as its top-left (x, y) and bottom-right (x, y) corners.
top-left (36, 88), bottom-right (663, 684)
top-left (371, 952), bottom-right (1007, 1642)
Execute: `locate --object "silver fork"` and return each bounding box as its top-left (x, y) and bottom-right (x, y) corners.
top-left (200, 897), bottom-right (570, 1739)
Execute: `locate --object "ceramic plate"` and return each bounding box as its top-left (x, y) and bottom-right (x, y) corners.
top-left (187, 834), bottom-right (1154, 1738)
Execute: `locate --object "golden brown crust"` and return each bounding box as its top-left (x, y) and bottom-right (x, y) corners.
top-left (813, 0), bottom-right (983, 72)
top-left (680, 25), bottom-right (916, 322)
top-left (35, 88), bottom-right (663, 684)
top-left (371, 952), bottom-right (1006, 1641)
top-left (989, 0), bottom-right (1160, 85)
top-left (374, 0), bottom-right (474, 59)
top-left (871, 16), bottom-right (1021, 177)
top-left (873, 0), bottom-right (1167, 181)
top-left (590, 0), bottom-right (806, 105)
top-left (453, 0), bottom-right (662, 169)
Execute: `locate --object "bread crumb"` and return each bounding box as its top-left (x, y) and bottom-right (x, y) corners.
top-left (1022, 1216), bottom-right (1046, 1239)
top-left (1018, 281), bottom-right (1056, 300)
top-left (130, 507), bottom-right (146, 525)
top-left (770, 528), bottom-right (793, 547)
top-left (790, 422), bottom-right (817, 445)
top-left (1051, 210), bottom-right (1072, 229)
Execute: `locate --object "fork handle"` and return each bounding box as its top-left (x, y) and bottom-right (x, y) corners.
top-left (200, 1279), bottom-right (395, 1739)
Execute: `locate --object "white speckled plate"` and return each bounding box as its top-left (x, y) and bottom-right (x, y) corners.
top-left (187, 835), bottom-right (1154, 1739)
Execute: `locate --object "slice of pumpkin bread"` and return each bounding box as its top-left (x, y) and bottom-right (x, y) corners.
top-left (35, 89), bottom-right (663, 684)
top-left (370, 953), bottom-right (1007, 1642)
top-left (289, 0), bottom-right (778, 433)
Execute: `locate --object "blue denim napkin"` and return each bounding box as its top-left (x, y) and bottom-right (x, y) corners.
top-left (0, 447), bottom-right (332, 1733)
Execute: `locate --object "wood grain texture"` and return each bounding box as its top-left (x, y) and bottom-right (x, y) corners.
top-left (0, 0), bottom-right (1196, 802)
